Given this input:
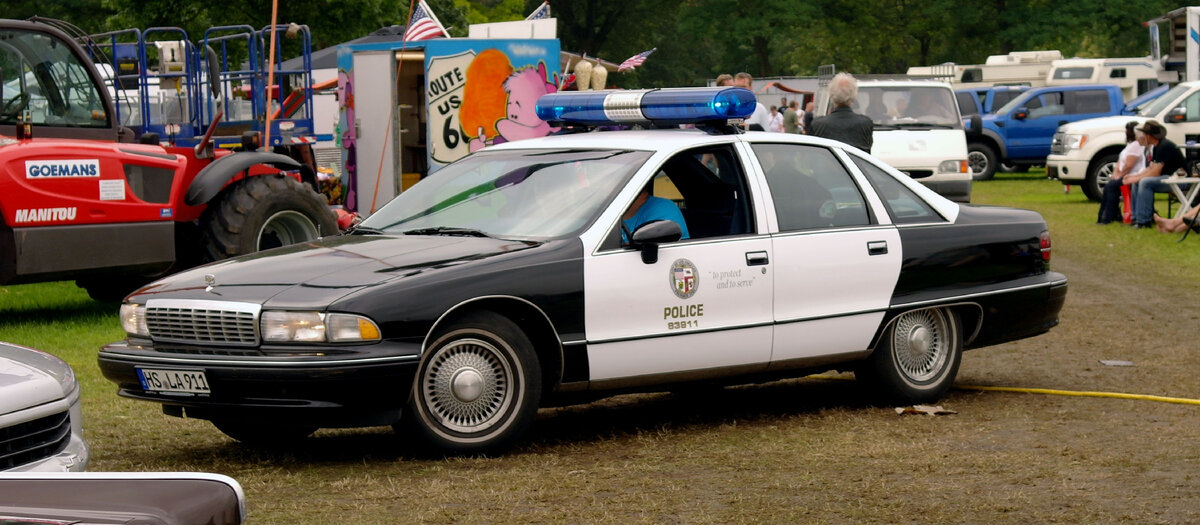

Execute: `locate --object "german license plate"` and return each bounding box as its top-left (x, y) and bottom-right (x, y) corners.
top-left (136, 367), bottom-right (211, 395)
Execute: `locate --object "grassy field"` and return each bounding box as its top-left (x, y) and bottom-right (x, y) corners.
top-left (2, 171), bottom-right (1199, 523)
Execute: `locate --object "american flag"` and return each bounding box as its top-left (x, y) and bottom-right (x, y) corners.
top-left (404, 0), bottom-right (448, 42)
top-left (618, 48), bottom-right (656, 72)
top-left (526, 1), bottom-right (551, 20)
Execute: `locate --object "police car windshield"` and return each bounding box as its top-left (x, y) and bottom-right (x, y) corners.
top-left (362, 149), bottom-right (651, 239)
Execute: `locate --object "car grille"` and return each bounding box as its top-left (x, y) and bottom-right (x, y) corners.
top-left (146, 300), bottom-right (261, 346)
top-left (0, 411), bottom-right (71, 470)
top-left (1050, 132), bottom-right (1065, 154)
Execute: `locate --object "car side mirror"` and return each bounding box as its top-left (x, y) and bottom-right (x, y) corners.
top-left (965, 115), bottom-right (982, 136)
top-left (1167, 106), bottom-right (1187, 123)
top-left (1014, 108), bottom-right (1029, 120)
top-left (630, 220), bottom-right (682, 264)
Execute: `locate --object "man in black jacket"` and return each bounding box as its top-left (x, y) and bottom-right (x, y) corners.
top-left (810, 72), bottom-right (873, 152)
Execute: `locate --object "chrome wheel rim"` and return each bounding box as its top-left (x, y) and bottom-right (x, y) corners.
top-left (968, 150), bottom-right (989, 176)
top-left (422, 337), bottom-right (514, 434)
top-left (257, 210), bottom-right (319, 250)
top-left (892, 310), bottom-right (951, 383)
top-left (1095, 162), bottom-right (1115, 196)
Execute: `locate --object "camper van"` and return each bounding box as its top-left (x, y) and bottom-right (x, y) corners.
top-left (1045, 57), bottom-right (1174, 101)
top-left (906, 51), bottom-right (1060, 89)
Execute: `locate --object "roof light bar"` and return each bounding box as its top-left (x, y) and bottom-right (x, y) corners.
top-left (535, 87), bottom-right (758, 126)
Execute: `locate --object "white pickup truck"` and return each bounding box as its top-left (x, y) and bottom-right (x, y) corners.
top-left (1046, 81), bottom-right (1200, 200)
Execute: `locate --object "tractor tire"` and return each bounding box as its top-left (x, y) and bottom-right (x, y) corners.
top-left (201, 175), bottom-right (337, 261)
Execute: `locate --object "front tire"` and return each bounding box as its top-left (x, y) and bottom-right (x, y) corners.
top-left (201, 175), bottom-right (337, 260)
top-left (968, 142), bottom-right (998, 181)
top-left (1083, 153), bottom-right (1118, 202)
top-left (856, 308), bottom-right (962, 404)
top-left (401, 312), bottom-right (541, 455)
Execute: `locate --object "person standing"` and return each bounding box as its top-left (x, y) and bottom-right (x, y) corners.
top-left (1125, 120), bottom-right (1187, 228)
top-left (734, 72), bottom-right (771, 131)
top-left (1096, 121), bottom-right (1146, 224)
top-left (782, 100), bottom-right (800, 134)
top-left (768, 106), bottom-right (784, 132)
top-left (802, 101), bottom-right (814, 135)
top-left (810, 72), bottom-right (873, 151)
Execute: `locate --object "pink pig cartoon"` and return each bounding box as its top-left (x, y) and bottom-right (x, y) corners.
top-left (470, 62), bottom-right (557, 152)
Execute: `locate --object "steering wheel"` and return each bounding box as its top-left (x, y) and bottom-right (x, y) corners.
top-left (1, 93), bottom-right (30, 121)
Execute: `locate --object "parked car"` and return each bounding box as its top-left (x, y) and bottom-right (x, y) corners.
top-left (969, 84), bottom-right (1132, 180)
top-left (98, 87), bottom-right (1068, 455)
top-left (0, 341), bottom-right (88, 472)
top-left (0, 472), bottom-right (245, 524)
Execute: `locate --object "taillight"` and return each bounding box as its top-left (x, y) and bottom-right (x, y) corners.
top-left (1039, 230), bottom-right (1051, 263)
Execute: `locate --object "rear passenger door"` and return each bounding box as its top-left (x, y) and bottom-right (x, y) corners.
top-left (749, 143), bottom-right (902, 365)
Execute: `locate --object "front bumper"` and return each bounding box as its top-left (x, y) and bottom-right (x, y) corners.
top-left (98, 340), bottom-right (422, 427)
top-left (1045, 156), bottom-right (1089, 183)
top-left (917, 178), bottom-right (973, 203)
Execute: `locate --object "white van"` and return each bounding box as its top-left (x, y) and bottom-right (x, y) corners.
top-left (818, 79), bottom-right (973, 202)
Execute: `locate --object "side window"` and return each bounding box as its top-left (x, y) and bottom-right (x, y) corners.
top-left (1179, 91), bottom-right (1200, 122)
top-left (602, 144), bottom-right (755, 250)
top-left (955, 92), bottom-right (977, 115)
top-left (993, 90), bottom-right (1019, 108)
top-left (1068, 90), bottom-right (1110, 114)
top-left (752, 143), bottom-right (871, 232)
top-left (1028, 92), bottom-right (1064, 119)
top-left (850, 156), bottom-right (943, 224)
top-left (1109, 68), bottom-right (1127, 79)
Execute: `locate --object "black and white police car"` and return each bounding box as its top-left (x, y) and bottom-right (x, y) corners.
top-left (100, 87), bottom-right (1067, 454)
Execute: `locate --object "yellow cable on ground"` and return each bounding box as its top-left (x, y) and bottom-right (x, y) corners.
top-left (953, 384), bottom-right (1200, 406)
top-left (810, 372), bottom-right (1200, 406)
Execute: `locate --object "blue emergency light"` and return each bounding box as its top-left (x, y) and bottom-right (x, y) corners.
top-left (535, 87), bottom-right (757, 127)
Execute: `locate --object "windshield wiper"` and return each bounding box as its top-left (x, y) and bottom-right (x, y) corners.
top-left (344, 225), bottom-right (387, 235)
top-left (891, 122), bottom-right (955, 129)
top-left (402, 226), bottom-right (492, 237)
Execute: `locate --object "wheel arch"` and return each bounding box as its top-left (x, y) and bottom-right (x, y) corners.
top-left (184, 151), bottom-right (302, 206)
top-left (869, 302), bottom-right (982, 352)
top-left (422, 295), bottom-right (565, 400)
top-left (1085, 145), bottom-right (1127, 178)
top-left (971, 132), bottom-right (1005, 158)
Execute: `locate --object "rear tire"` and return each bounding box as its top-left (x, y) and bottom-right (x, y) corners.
top-left (856, 308), bottom-right (962, 404)
top-left (968, 143), bottom-right (998, 181)
top-left (1083, 153), bottom-right (1118, 202)
top-left (201, 175), bottom-right (336, 261)
top-left (400, 311), bottom-right (541, 455)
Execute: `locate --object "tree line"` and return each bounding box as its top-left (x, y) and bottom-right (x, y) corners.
top-left (7, 0), bottom-right (1185, 86)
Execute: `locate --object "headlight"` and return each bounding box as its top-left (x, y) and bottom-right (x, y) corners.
top-left (1062, 134), bottom-right (1088, 150)
top-left (939, 160), bottom-right (969, 173)
top-left (260, 311), bottom-right (381, 343)
top-left (120, 303), bottom-right (148, 337)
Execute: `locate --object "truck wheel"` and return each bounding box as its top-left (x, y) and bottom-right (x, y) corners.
top-left (399, 311), bottom-right (541, 455)
top-left (201, 175), bottom-right (336, 260)
top-left (968, 143), bottom-right (998, 181)
top-left (1083, 154), bottom-right (1117, 202)
top-left (855, 308), bottom-right (962, 404)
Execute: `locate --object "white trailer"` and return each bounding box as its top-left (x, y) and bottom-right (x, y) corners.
top-left (1149, 6), bottom-right (1200, 82)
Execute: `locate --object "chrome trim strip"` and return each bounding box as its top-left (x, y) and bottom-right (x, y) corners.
top-left (587, 321), bottom-right (774, 345)
top-left (98, 351), bottom-right (419, 368)
top-left (144, 298), bottom-right (262, 312)
top-left (773, 308), bottom-right (888, 325)
top-left (891, 278), bottom-right (1067, 309)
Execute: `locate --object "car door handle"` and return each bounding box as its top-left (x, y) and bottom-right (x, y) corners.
top-left (745, 251), bottom-right (769, 266)
top-left (867, 241), bottom-right (888, 255)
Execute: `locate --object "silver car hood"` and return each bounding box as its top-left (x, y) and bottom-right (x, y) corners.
top-left (0, 342), bottom-right (74, 415)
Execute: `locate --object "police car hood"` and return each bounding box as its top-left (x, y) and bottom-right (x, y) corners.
top-left (0, 342), bottom-right (75, 415)
top-left (128, 234), bottom-right (543, 307)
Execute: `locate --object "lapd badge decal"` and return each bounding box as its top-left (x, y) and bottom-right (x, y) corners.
top-left (669, 259), bottom-right (698, 299)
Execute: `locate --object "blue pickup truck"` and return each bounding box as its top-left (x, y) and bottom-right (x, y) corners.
top-left (968, 84), bottom-right (1134, 180)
